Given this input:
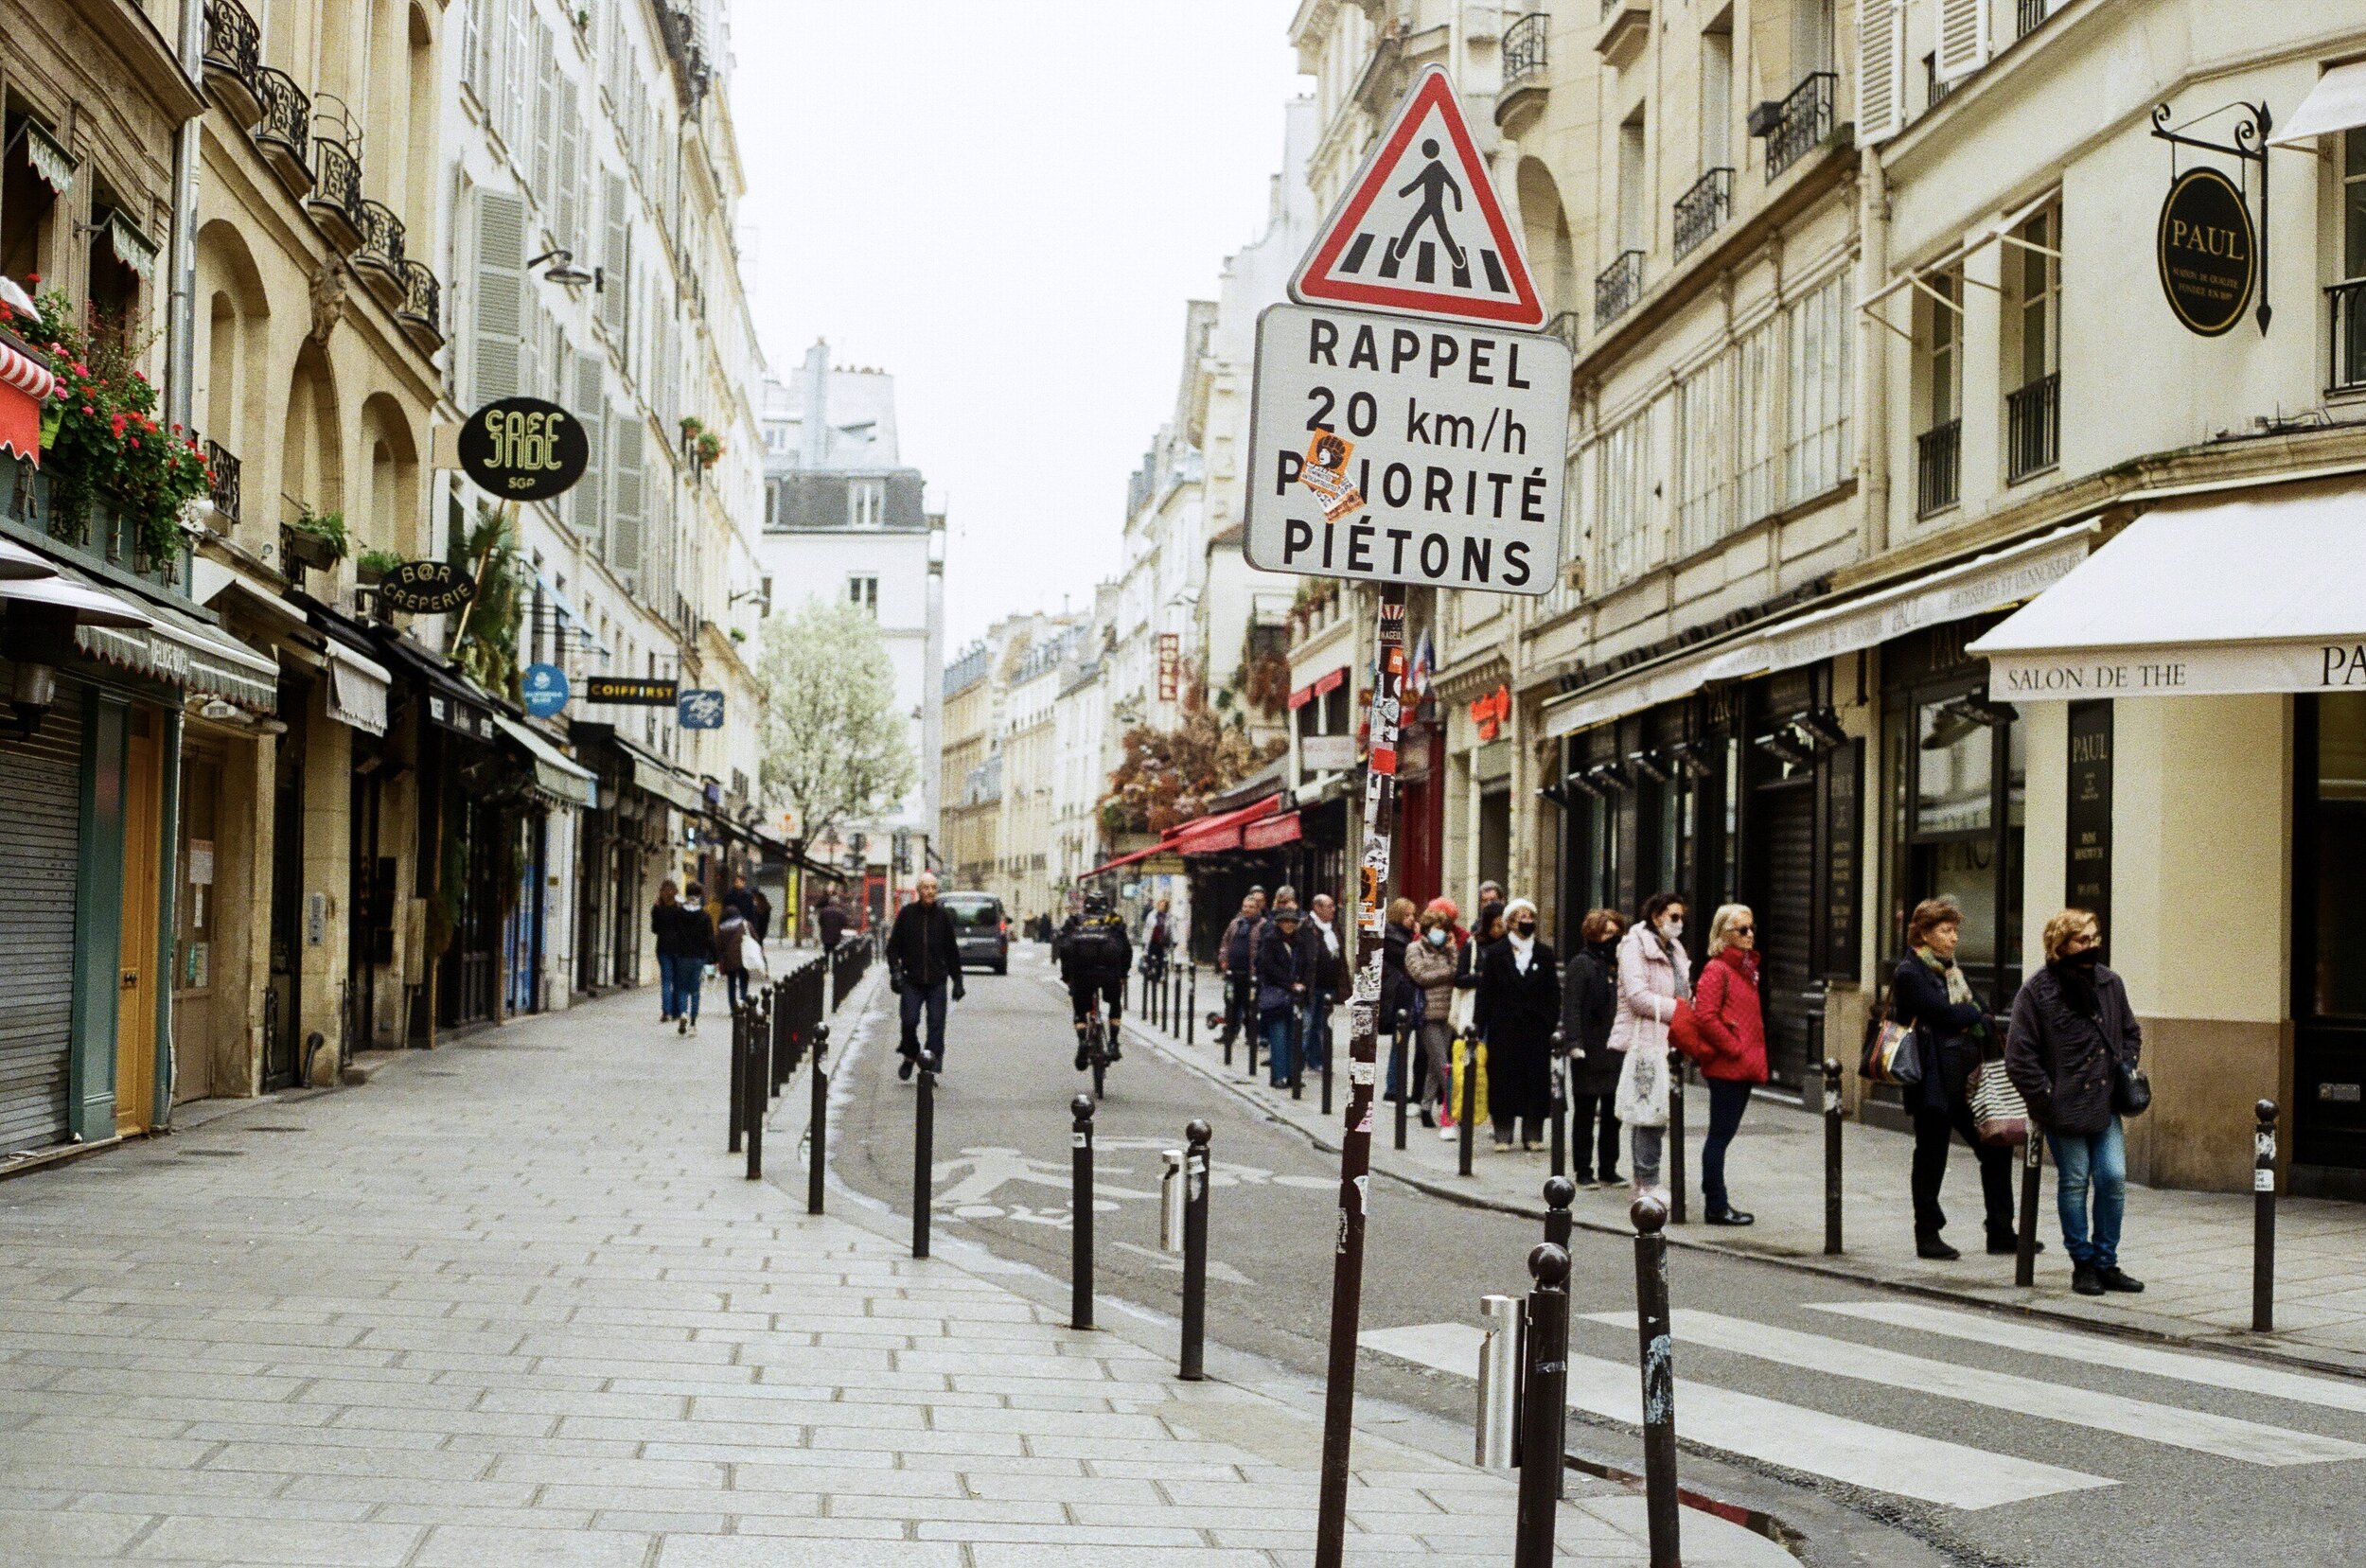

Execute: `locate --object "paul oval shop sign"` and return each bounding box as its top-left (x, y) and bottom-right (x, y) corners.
top-left (2157, 166), bottom-right (2256, 338)
top-left (377, 558), bottom-right (477, 615)
top-left (458, 396), bottom-right (589, 502)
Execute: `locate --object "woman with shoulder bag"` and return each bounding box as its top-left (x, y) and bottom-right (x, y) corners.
top-left (2005, 909), bottom-right (2145, 1297)
top-left (1892, 899), bottom-right (2018, 1260)
top-left (1610, 892), bottom-right (1689, 1201)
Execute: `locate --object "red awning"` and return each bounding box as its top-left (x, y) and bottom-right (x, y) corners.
top-left (0, 340), bottom-right (56, 467)
top-left (1288, 665), bottom-right (1350, 710)
top-left (1242, 810), bottom-right (1302, 851)
top-left (1173, 794), bottom-right (1283, 856)
top-left (1084, 840), bottom-right (1163, 879)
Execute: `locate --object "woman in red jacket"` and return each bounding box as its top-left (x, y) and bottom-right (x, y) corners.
top-left (1689, 904), bottom-right (1769, 1226)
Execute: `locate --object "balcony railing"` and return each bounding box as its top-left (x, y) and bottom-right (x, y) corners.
top-left (307, 132), bottom-right (364, 249)
top-left (1503, 12), bottom-right (1548, 89)
top-left (2327, 280), bottom-right (2366, 394)
top-left (1672, 167), bottom-right (1732, 258)
top-left (2016, 0), bottom-right (2049, 38)
top-left (5, 459), bottom-right (182, 593)
top-left (204, 440), bottom-right (241, 525)
top-left (2005, 371), bottom-right (2059, 483)
top-left (1915, 419), bottom-right (1961, 517)
top-left (354, 200), bottom-right (406, 303)
top-left (1594, 248), bottom-right (1644, 328)
top-left (252, 67), bottom-right (311, 188)
top-left (1543, 310), bottom-right (1580, 356)
top-left (1764, 71), bottom-right (1836, 182)
top-left (396, 259), bottom-right (443, 350)
top-left (200, 0), bottom-right (261, 120)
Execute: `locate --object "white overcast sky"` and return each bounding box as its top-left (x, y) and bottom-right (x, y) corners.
top-left (729, 2), bottom-right (1310, 649)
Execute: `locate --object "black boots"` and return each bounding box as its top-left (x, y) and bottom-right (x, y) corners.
top-left (1705, 1207), bottom-right (1755, 1227)
top-left (2096, 1265), bottom-right (2145, 1293)
top-left (2073, 1261), bottom-right (2104, 1295)
top-left (1917, 1230), bottom-right (1962, 1260)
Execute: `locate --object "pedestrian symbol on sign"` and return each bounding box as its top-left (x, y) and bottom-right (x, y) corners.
top-left (1384, 140), bottom-right (1466, 281)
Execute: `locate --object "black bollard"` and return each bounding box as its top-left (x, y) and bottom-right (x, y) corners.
top-left (1458, 1031), bottom-right (1477, 1177)
top-left (1667, 1063), bottom-right (1688, 1224)
top-left (1245, 983), bottom-right (1260, 1080)
top-left (1514, 1242), bottom-right (1571, 1568)
top-left (1180, 1119), bottom-right (1211, 1381)
top-left (2254, 1099), bottom-right (2279, 1332)
top-left (1543, 1174), bottom-right (1575, 1251)
top-left (1548, 1029), bottom-right (1567, 1179)
top-left (744, 1005), bottom-right (764, 1181)
top-left (1187, 961), bottom-right (1197, 1049)
top-left (1393, 1011), bottom-right (1410, 1152)
top-left (728, 999), bottom-right (748, 1155)
top-left (1071, 1094), bottom-right (1096, 1330)
top-left (1824, 1058), bottom-right (1844, 1256)
top-left (806, 1024), bottom-right (829, 1215)
top-left (1222, 970), bottom-right (1235, 1067)
top-left (1631, 1194), bottom-right (1682, 1568)
top-left (912, 1065), bottom-right (935, 1260)
top-left (1320, 998), bottom-right (1335, 1119)
top-left (2015, 1125), bottom-right (2043, 1287)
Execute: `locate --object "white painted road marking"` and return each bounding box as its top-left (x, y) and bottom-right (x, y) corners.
top-left (1590, 1310), bottom-right (2366, 1469)
top-left (1808, 1300), bottom-right (2366, 1417)
top-left (1361, 1321), bottom-right (2111, 1509)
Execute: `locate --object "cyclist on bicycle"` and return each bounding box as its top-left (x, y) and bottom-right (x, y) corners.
top-left (1055, 890), bottom-right (1133, 1072)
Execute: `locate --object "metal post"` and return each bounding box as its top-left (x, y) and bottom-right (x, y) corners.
top-left (1070, 1094), bottom-right (1096, 1330)
top-left (1314, 582), bottom-right (1406, 1568)
top-left (2254, 1099), bottom-right (2278, 1332)
top-left (1548, 1029), bottom-right (1567, 1179)
top-left (727, 997), bottom-right (747, 1154)
top-left (1321, 995), bottom-right (1335, 1118)
top-left (806, 1025), bottom-right (828, 1215)
top-left (1393, 1011), bottom-right (1409, 1152)
top-left (1631, 1194), bottom-right (1682, 1568)
top-left (1667, 1063), bottom-right (1688, 1224)
top-left (1180, 1119), bottom-right (1210, 1381)
top-left (1474, 1293), bottom-right (1518, 1469)
top-left (1245, 984), bottom-right (1260, 1080)
top-left (2015, 1124), bottom-right (2043, 1288)
top-left (911, 1065), bottom-right (935, 1260)
top-left (744, 1004), bottom-right (764, 1181)
top-left (1824, 1058), bottom-right (1844, 1256)
top-left (1458, 1030), bottom-right (1477, 1176)
top-left (1222, 967), bottom-right (1234, 1067)
top-left (1186, 960), bottom-right (1197, 1048)
top-left (1543, 1174), bottom-right (1575, 1250)
top-left (1515, 1242), bottom-right (1571, 1568)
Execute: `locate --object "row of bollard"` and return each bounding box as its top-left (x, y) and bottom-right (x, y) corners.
top-left (727, 951), bottom-right (839, 1215)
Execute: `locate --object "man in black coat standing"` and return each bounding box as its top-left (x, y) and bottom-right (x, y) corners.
top-left (886, 872), bottom-right (963, 1080)
top-left (817, 893), bottom-right (849, 953)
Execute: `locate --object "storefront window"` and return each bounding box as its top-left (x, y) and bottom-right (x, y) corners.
top-left (1916, 696), bottom-right (1993, 833)
top-left (1887, 657), bottom-right (2024, 1006)
top-left (2308, 693), bottom-right (2366, 1018)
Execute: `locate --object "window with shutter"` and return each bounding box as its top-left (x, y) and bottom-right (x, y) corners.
top-left (556, 79), bottom-right (581, 246)
top-left (610, 409), bottom-right (644, 581)
top-left (473, 189), bottom-right (526, 405)
top-left (532, 25), bottom-right (556, 200)
top-left (1857, 0), bottom-right (1906, 147)
top-left (506, 0), bottom-right (531, 148)
top-left (481, 0), bottom-right (508, 127)
top-left (1934, 0), bottom-right (1989, 82)
top-left (461, 0), bottom-right (482, 95)
top-left (573, 357), bottom-right (605, 541)
top-left (601, 176), bottom-right (629, 341)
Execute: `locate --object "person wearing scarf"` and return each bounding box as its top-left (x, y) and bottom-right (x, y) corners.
top-left (1609, 893), bottom-right (1690, 1198)
top-left (1477, 897), bottom-right (1560, 1152)
top-left (1562, 908), bottom-right (1628, 1185)
top-left (1890, 899), bottom-right (2017, 1260)
top-left (1689, 905), bottom-right (1769, 1225)
top-left (2006, 908), bottom-right (2145, 1297)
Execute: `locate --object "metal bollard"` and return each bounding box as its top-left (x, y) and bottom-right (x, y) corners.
top-left (1245, 986), bottom-right (1260, 1080)
top-left (1458, 1032), bottom-right (1478, 1177)
top-left (912, 1065), bottom-right (936, 1260)
top-left (1548, 1030), bottom-right (1567, 1179)
top-left (1824, 1058), bottom-right (1844, 1256)
top-left (728, 999), bottom-right (748, 1154)
top-left (1071, 1094), bottom-right (1096, 1331)
top-left (1631, 1194), bottom-right (1682, 1568)
top-left (806, 1024), bottom-right (829, 1215)
top-left (1321, 1000), bottom-right (1335, 1118)
top-left (1667, 1063), bottom-right (1688, 1224)
top-left (1179, 1119), bottom-right (1211, 1381)
top-left (1543, 1174), bottom-right (1575, 1251)
top-left (1187, 961), bottom-right (1197, 1049)
top-left (2015, 1125), bottom-right (2043, 1288)
top-left (1515, 1242), bottom-right (1571, 1568)
top-left (1474, 1293), bottom-right (1519, 1469)
top-left (1392, 1013), bottom-right (1410, 1152)
top-left (744, 1005), bottom-right (764, 1181)
top-left (1160, 1148), bottom-right (1186, 1251)
top-left (2254, 1099), bottom-right (2279, 1332)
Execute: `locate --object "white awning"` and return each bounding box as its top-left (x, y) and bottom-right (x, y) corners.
top-left (2, 572), bottom-right (153, 626)
top-left (1705, 521), bottom-right (2099, 683)
top-left (1969, 488), bottom-right (2366, 698)
top-left (2270, 62), bottom-right (2366, 148)
top-left (1540, 641), bottom-right (1738, 739)
top-left (493, 713), bottom-right (596, 810)
top-left (323, 640), bottom-right (391, 736)
top-left (0, 536), bottom-right (57, 580)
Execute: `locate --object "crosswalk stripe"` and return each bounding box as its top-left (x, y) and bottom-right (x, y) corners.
top-left (1808, 1300), bottom-right (2366, 1416)
top-left (1585, 1310), bottom-right (2366, 1468)
top-left (1362, 1321), bottom-right (2110, 1509)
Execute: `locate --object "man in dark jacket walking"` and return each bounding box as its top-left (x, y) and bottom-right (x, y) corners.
top-left (886, 872), bottom-right (964, 1079)
top-left (817, 893), bottom-right (849, 953)
top-left (1296, 892), bottom-right (1343, 1078)
top-left (1254, 904), bottom-right (1306, 1088)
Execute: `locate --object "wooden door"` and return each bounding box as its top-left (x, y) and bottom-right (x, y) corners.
top-left (115, 707), bottom-right (162, 1134)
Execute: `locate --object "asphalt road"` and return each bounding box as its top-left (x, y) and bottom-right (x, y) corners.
top-left (824, 943), bottom-right (2366, 1568)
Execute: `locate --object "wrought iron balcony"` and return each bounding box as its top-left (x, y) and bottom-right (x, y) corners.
top-left (354, 200), bottom-right (407, 305)
top-left (5, 459), bottom-right (183, 594)
top-left (1672, 167), bottom-right (1732, 258)
top-left (201, 0), bottom-right (261, 122)
top-left (252, 67), bottom-right (311, 193)
top-left (204, 439), bottom-right (241, 525)
top-left (1503, 12), bottom-right (1548, 89)
top-left (1915, 419), bottom-right (1960, 517)
top-left (2005, 371), bottom-right (2059, 483)
top-left (396, 260), bottom-right (443, 351)
top-left (306, 132), bottom-right (364, 250)
top-left (1763, 71), bottom-right (1835, 182)
top-left (1594, 248), bottom-right (1644, 328)
top-left (1544, 310), bottom-right (1580, 356)
top-left (2327, 280), bottom-right (2366, 394)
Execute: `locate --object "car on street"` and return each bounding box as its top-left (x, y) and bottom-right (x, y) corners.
top-left (943, 890), bottom-right (1009, 975)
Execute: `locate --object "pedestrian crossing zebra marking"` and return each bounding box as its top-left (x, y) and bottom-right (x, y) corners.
top-left (1809, 1300), bottom-right (2366, 1416)
top-left (1595, 1310), bottom-right (2366, 1468)
top-left (1360, 1321), bottom-right (2111, 1509)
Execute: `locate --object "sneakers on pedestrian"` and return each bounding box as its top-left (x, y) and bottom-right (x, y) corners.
top-left (1705, 1207), bottom-right (1756, 1226)
top-left (1438, 1124), bottom-right (1457, 1141)
top-left (1916, 1230), bottom-right (1962, 1261)
top-left (688, 1021), bottom-right (698, 1036)
top-left (2096, 1266), bottom-right (2145, 1294)
top-left (2073, 1261), bottom-right (2106, 1296)
top-left (898, 1053), bottom-right (915, 1082)
top-left (1598, 1168), bottom-right (1622, 1186)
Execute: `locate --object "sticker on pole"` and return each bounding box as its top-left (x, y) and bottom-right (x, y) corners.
top-left (1290, 65), bottom-right (1545, 329)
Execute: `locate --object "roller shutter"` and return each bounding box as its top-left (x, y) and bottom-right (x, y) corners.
top-left (0, 676), bottom-right (82, 1155)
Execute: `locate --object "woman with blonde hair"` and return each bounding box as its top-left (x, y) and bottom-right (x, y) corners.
top-left (1689, 904), bottom-right (1770, 1225)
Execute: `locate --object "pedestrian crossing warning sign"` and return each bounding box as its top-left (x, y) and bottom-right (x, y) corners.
top-left (1289, 66), bottom-right (1545, 330)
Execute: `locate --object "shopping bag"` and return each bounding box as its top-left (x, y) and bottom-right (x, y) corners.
top-left (1860, 1017), bottom-right (1925, 1087)
top-left (740, 936), bottom-right (769, 983)
top-left (1968, 1060), bottom-right (2028, 1146)
top-left (1669, 1000), bottom-right (1712, 1066)
top-left (1615, 1040), bottom-right (1669, 1128)
top-left (1449, 1034), bottom-right (1491, 1126)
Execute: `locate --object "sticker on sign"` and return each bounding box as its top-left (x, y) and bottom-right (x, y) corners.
top-left (1245, 303), bottom-right (1569, 593)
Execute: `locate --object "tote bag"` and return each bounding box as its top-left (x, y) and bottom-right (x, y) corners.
top-left (1614, 1038), bottom-right (1670, 1128)
top-left (1967, 1060), bottom-right (2028, 1146)
top-left (741, 935), bottom-right (770, 983)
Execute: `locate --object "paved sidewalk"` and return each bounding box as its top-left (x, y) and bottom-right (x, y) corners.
top-left (1127, 995), bottom-right (2366, 1376)
top-left (0, 979), bottom-right (1786, 1566)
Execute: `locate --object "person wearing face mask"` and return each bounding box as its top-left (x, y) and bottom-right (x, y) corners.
top-left (1689, 905), bottom-right (1770, 1224)
top-left (1609, 892), bottom-right (1690, 1198)
top-left (1404, 907), bottom-right (1460, 1129)
top-left (1562, 909), bottom-right (1627, 1187)
top-left (2006, 909), bottom-right (2145, 1297)
top-left (1478, 898), bottom-right (1559, 1152)
top-left (1889, 897), bottom-right (2017, 1260)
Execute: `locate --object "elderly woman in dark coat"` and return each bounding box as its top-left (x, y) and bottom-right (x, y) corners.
top-left (1890, 898), bottom-right (2014, 1260)
top-left (1561, 907), bottom-right (1627, 1186)
top-left (1478, 897), bottom-right (1559, 1153)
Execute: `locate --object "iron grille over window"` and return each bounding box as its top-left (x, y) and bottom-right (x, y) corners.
top-left (1764, 72), bottom-right (1836, 182)
top-left (2328, 280), bottom-right (2366, 393)
top-left (203, 440), bottom-right (241, 524)
top-left (1595, 249), bottom-right (1644, 327)
top-left (2005, 371), bottom-right (2058, 483)
top-left (1673, 167), bottom-right (1732, 258)
top-left (1916, 419), bottom-right (1960, 517)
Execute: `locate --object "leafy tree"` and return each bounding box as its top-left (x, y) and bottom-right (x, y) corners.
top-left (1101, 676), bottom-right (1286, 836)
top-left (757, 597), bottom-right (917, 848)
top-left (447, 502), bottom-right (523, 701)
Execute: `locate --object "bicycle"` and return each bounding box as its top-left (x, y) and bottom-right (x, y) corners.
top-left (1082, 1006), bottom-right (1113, 1101)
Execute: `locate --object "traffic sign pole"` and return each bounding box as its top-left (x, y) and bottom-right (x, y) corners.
top-left (1314, 581), bottom-right (1407, 1568)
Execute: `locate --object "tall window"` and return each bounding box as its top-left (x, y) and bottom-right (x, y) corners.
top-left (1597, 402), bottom-right (1655, 586)
top-left (1733, 315), bottom-right (1779, 523)
top-left (1916, 270), bottom-right (1964, 516)
top-left (2014, 210), bottom-right (2059, 385)
top-left (1784, 271), bottom-right (1853, 504)
top-left (848, 574), bottom-right (878, 615)
top-left (2339, 133), bottom-right (2366, 388)
top-left (1675, 352), bottom-right (1730, 555)
top-left (1701, 24), bottom-right (1733, 170)
top-left (1617, 115), bottom-right (1648, 252)
top-left (2005, 206), bottom-right (2061, 480)
top-left (848, 478), bottom-right (884, 528)
top-left (1792, 0), bottom-right (1836, 77)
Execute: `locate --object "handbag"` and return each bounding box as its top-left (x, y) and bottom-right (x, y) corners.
top-left (741, 936), bottom-right (770, 982)
top-left (1669, 999), bottom-right (1711, 1066)
top-left (1858, 979), bottom-right (1925, 1087)
top-left (2112, 1060), bottom-right (2152, 1118)
top-left (1967, 1059), bottom-right (2029, 1146)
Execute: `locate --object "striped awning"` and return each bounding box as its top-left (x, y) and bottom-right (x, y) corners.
top-left (76, 593), bottom-right (279, 712)
top-left (0, 340), bottom-right (55, 466)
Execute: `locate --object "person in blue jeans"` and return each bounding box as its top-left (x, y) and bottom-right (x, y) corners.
top-left (1255, 904), bottom-right (1305, 1088)
top-left (668, 882), bottom-right (716, 1035)
top-left (2006, 908), bottom-right (2145, 1298)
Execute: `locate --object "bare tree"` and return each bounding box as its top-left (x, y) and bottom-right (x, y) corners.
top-left (757, 598), bottom-right (918, 852)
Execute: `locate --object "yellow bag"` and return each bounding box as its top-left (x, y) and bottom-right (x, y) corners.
top-left (1448, 1034), bottom-right (1491, 1125)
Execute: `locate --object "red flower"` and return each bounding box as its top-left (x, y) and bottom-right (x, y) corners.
top-left (81, 405), bottom-right (94, 416)
top-left (25, 273), bottom-right (40, 285)
top-left (70, 362), bottom-right (86, 377)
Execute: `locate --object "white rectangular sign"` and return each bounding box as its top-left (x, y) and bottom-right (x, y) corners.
top-left (1244, 303), bottom-right (1570, 595)
top-left (1300, 733), bottom-right (1357, 771)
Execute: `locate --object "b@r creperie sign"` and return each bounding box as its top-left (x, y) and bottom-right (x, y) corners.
top-left (2157, 165), bottom-right (2256, 338)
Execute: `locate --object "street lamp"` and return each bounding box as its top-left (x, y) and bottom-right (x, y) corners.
top-left (526, 249), bottom-right (596, 289)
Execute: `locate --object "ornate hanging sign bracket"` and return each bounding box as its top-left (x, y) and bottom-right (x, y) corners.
top-left (2149, 99), bottom-right (2271, 336)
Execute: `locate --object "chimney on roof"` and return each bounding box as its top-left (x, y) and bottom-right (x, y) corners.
top-left (800, 340), bottom-right (829, 467)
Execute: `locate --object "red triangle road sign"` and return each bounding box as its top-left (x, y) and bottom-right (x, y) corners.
top-left (1289, 65), bottom-right (1545, 329)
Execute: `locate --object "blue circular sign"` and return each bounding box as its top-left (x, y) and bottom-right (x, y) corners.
top-left (523, 662), bottom-right (570, 718)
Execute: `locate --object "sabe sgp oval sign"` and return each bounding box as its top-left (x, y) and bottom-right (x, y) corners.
top-left (2157, 166), bottom-right (2256, 338)
top-left (458, 396), bottom-right (589, 502)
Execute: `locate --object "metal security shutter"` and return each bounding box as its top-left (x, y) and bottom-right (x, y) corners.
top-left (1757, 779), bottom-right (1817, 1088)
top-left (0, 678), bottom-right (82, 1154)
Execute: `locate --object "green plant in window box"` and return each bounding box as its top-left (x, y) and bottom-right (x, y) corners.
top-left (281, 503), bottom-right (349, 569)
top-left (680, 414), bottom-right (724, 472)
top-left (356, 546), bottom-right (402, 584)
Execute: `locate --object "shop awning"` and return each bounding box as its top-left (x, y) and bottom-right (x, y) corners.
top-left (1085, 840), bottom-right (1165, 878)
top-left (2271, 62), bottom-right (2366, 148)
top-left (64, 588), bottom-right (279, 712)
top-left (493, 713), bottom-right (596, 809)
top-left (1243, 809), bottom-right (1303, 851)
top-left (1288, 665), bottom-right (1350, 711)
top-left (1173, 794), bottom-right (1283, 856)
top-left (1540, 643), bottom-right (1735, 740)
top-left (1969, 490), bottom-right (2366, 698)
top-left (0, 337), bottom-right (57, 467)
top-left (616, 736), bottom-right (705, 815)
top-left (0, 536), bottom-right (56, 580)
top-left (323, 640), bottom-right (390, 736)
top-left (372, 630), bottom-right (499, 742)
top-left (1704, 521), bottom-right (2099, 684)
top-left (2, 570), bottom-right (152, 627)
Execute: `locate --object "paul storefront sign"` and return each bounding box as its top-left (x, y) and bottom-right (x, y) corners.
top-left (2156, 165), bottom-right (2256, 338)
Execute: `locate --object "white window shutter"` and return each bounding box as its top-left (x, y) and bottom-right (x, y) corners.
top-left (1857, 0), bottom-right (1907, 147)
top-left (1935, 0), bottom-right (1989, 82)
top-left (461, 0), bottom-right (482, 93)
top-left (573, 357), bottom-right (605, 541)
top-left (473, 189), bottom-right (525, 405)
top-left (601, 176), bottom-right (629, 340)
top-left (505, 0), bottom-right (530, 146)
top-left (610, 409), bottom-right (644, 581)
top-left (532, 25), bottom-right (556, 200)
top-left (556, 79), bottom-right (581, 247)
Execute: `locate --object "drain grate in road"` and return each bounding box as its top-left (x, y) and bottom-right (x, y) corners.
top-left (241, 1125), bottom-right (307, 1134)
top-left (180, 1149), bottom-right (246, 1158)
top-left (419, 1069), bottom-right (463, 1077)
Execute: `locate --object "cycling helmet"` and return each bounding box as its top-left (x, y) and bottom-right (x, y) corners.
top-left (1082, 890), bottom-right (1111, 917)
